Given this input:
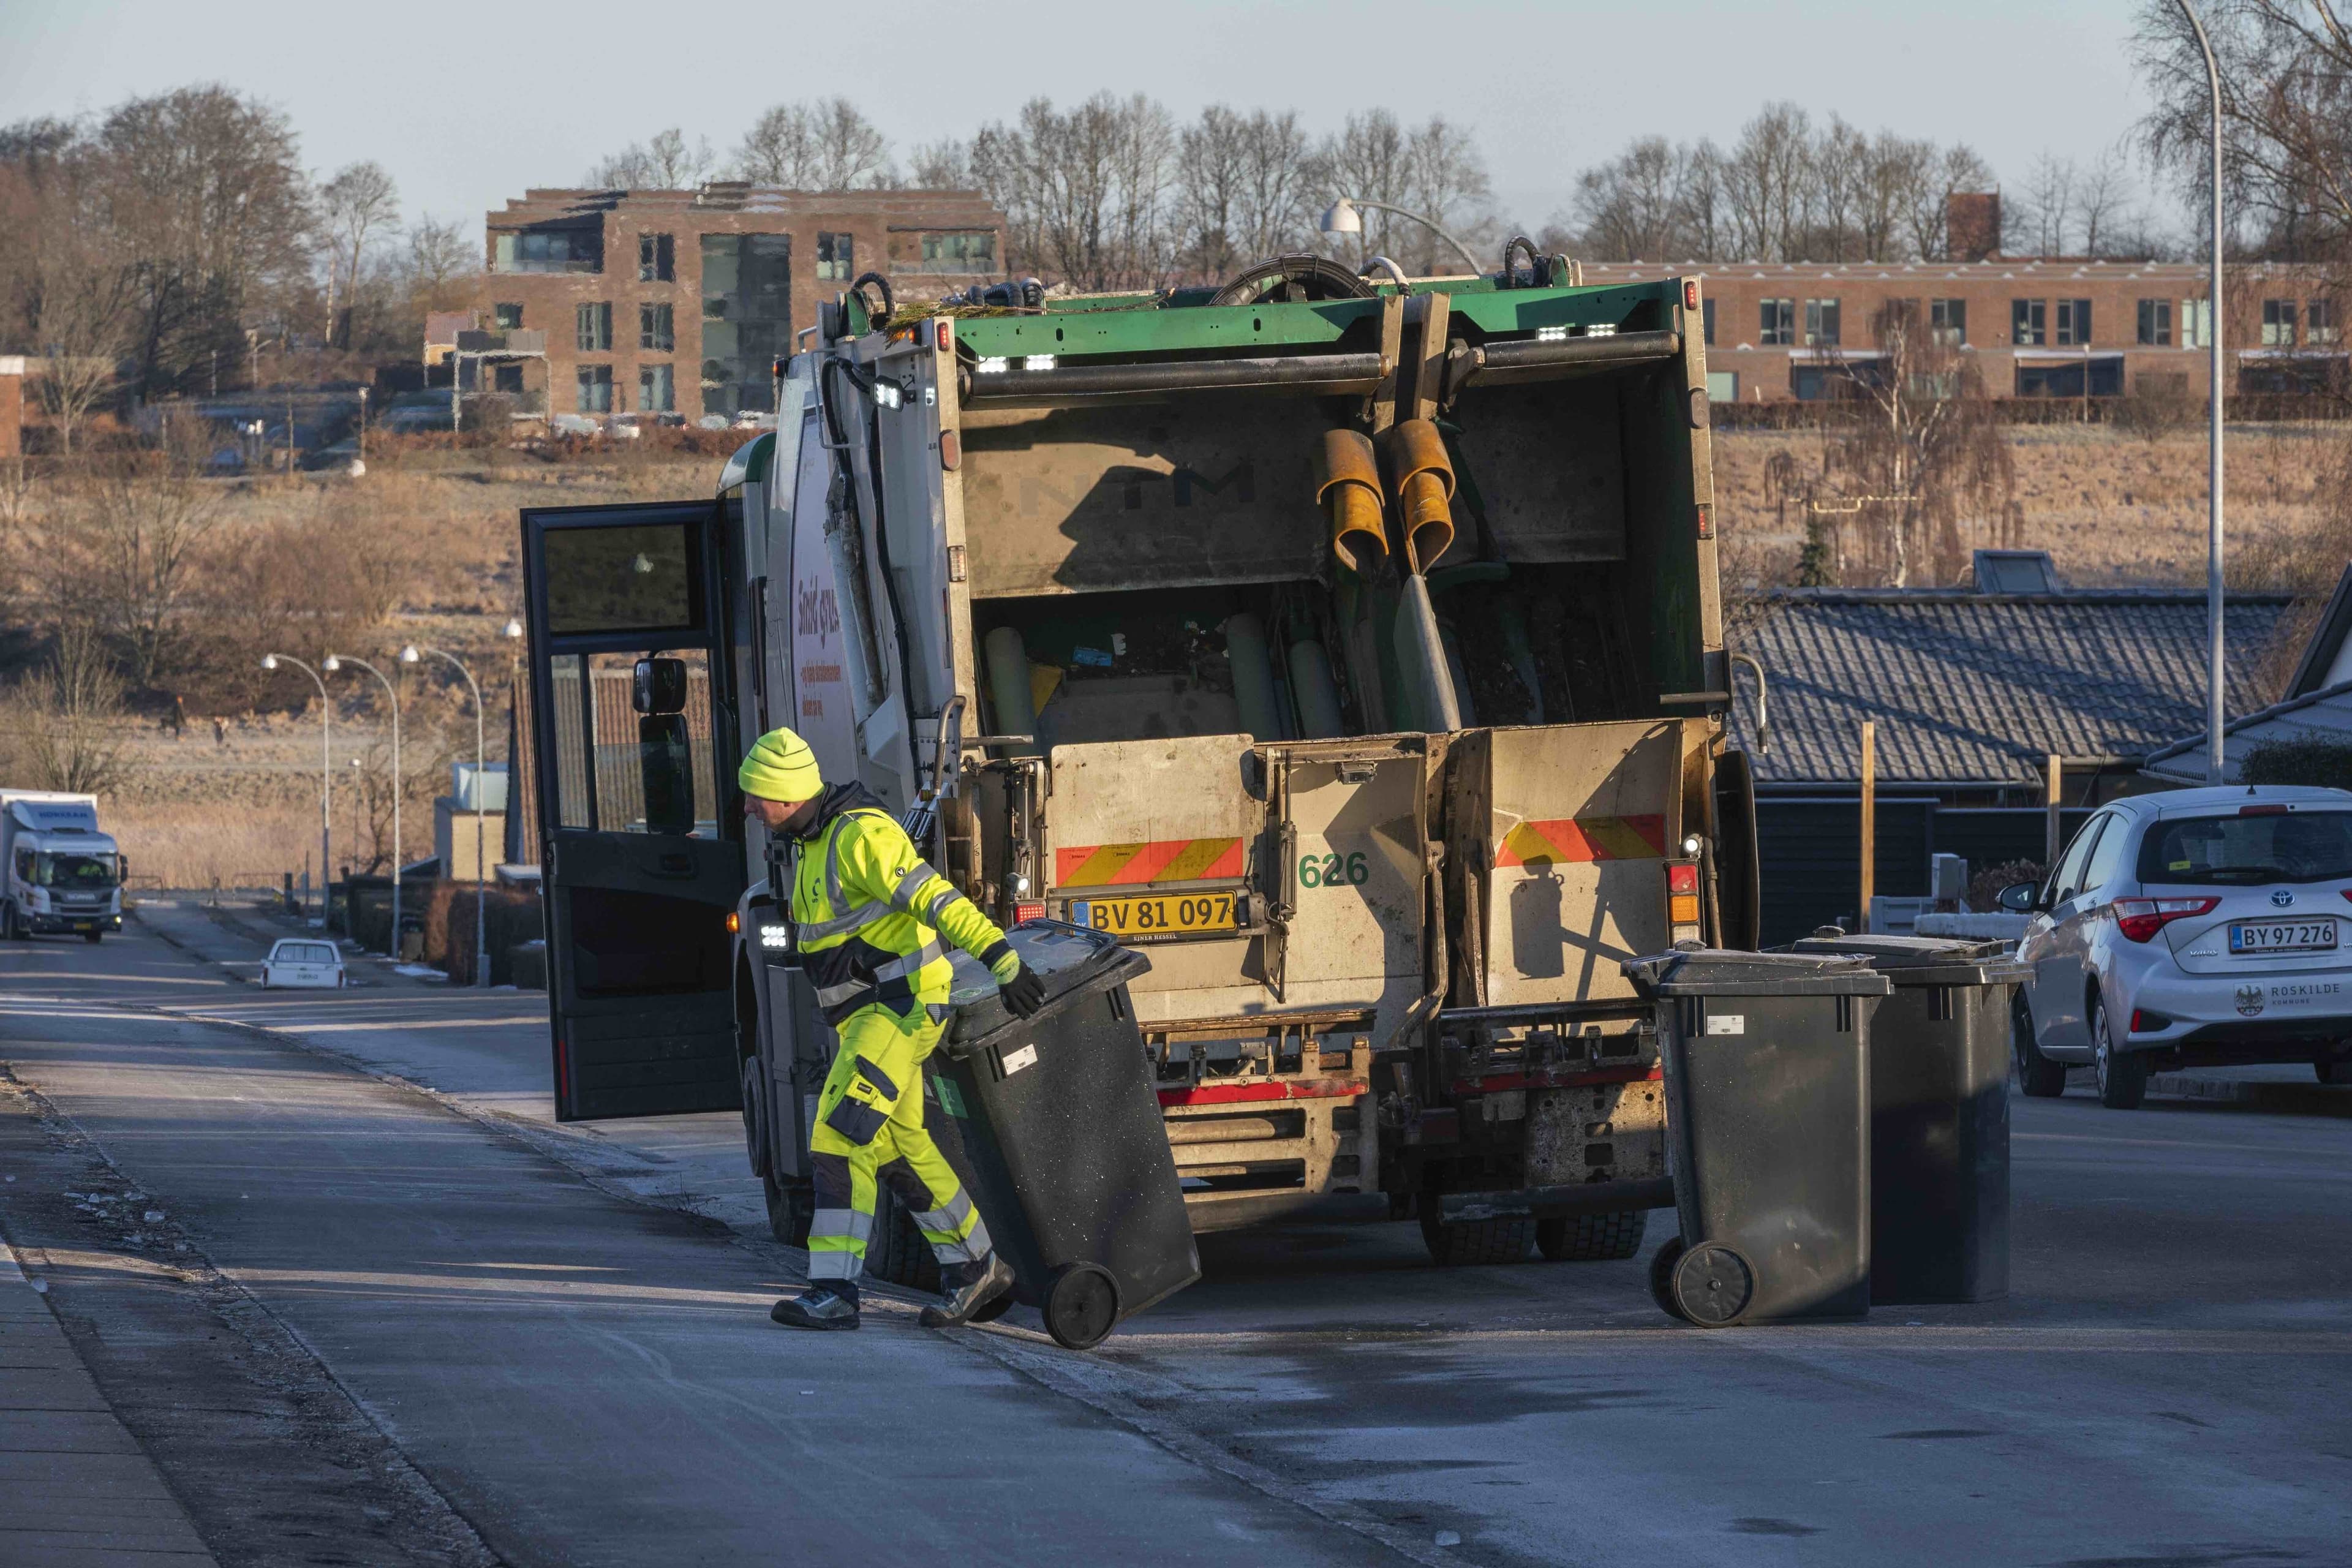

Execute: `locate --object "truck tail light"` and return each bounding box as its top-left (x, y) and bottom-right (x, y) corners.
top-left (936, 319), bottom-right (953, 352)
top-left (2112, 896), bottom-right (2217, 943)
top-left (1684, 280), bottom-right (1700, 312)
top-left (725, 910), bottom-right (740, 933)
top-left (1665, 858), bottom-right (1703, 944)
top-left (1014, 901), bottom-right (1046, 925)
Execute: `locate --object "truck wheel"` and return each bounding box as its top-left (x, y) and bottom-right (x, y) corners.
top-left (83, 930), bottom-right (102, 944)
top-left (1537, 1208), bottom-right (1648, 1262)
top-left (1670, 1242), bottom-right (1755, 1327)
top-left (1648, 1235), bottom-right (1689, 1320)
top-left (1, 903), bottom-right (17, 940)
top-left (766, 1174), bottom-right (814, 1249)
top-left (2013, 992), bottom-right (2068, 1098)
top-left (2318, 1058), bottom-right (2352, 1087)
top-left (866, 1185), bottom-right (942, 1292)
top-left (1042, 1263), bottom-right (1119, 1351)
top-left (1419, 1207), bottom-right (1532, 1266)
top-left (2092, 997), bottom-right (2147, 1109)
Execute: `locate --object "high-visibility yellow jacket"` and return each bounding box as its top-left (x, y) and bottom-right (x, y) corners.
top-left (786, 782), bottom-right (1016, 1025)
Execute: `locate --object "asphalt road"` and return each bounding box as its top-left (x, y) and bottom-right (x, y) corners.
top-left (2, 902), bottom-right (2349, 1566)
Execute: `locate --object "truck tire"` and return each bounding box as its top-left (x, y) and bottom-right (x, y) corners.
top-left (2013, 992), bottom-right (2067, 1098)
top-left (83, 929), bottom-right (102, 944)
top-left (866, 1185), bottom-right (942, 1292)
top-left (1419, 1207), bottom-right (1532, 1266)
top-left (2092, 997), bottom-right (2147, 1109)
top-left (1536, 1208), bottom-right (1648, 1262)
top-left (766, 1173), bottom-right (814, 1248)
top-left (1, 902), bottom-right (17, 940)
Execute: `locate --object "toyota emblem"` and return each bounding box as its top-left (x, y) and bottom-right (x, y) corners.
top-left (2272, 889), bottom-right (2296, 908)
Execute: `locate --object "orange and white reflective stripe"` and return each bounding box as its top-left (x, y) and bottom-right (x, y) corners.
top-left (1493, 813), bottom-right (1667, 868)
top-left (1054, 837), bottom-right (1245, 889)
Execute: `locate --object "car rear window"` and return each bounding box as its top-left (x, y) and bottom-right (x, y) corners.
top-left (2136, 810), bottom-right (2352, 886)
top-left (277, 943), bottom-right (336, 964)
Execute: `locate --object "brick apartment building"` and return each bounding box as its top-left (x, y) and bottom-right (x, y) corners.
top-left (466, 184), bottom-right (1005, 424)
top-left (1580, 199), bottom-right (2343, 404)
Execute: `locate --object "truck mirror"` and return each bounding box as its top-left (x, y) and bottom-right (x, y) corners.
top-left (634, 657), bottom-right (688, 715)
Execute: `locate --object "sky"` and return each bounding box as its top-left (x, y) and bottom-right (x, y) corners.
top-left (1, 0), bottom-right (2162, 239)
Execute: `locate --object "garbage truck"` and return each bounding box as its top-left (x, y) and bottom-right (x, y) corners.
top-left (1, 791), bottom-right (125, 942)
top-left (518, 247), bottom-right (1757, 1283)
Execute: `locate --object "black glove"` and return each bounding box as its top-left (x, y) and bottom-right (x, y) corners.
top-left (998, 961), bottom-right (1047, 1020)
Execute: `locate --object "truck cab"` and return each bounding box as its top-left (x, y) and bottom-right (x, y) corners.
top-left (518, 252), bottom-right (1755, 1278)
top-left (1, 794), bottom-right (124, 943)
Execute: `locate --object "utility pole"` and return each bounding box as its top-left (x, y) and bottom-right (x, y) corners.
top-left (2179, 0), bottom-right (2227, 782)
top-left (2045, 754), bottom-right (2065, 868)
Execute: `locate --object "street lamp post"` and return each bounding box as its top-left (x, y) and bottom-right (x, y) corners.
top-left (263, 654), bottom-right (330, 914)
top-left (1317, 195), bottom-right (1485, 274)
top-left (405, 627), bottom-right (522, 987)
top-left (325, 653), bottom-right (402, 955)
top-left (2179, 0), bottom-right (2226, 783)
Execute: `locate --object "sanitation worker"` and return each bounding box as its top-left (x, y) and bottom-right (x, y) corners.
top-left (740, 725), bottom-right (1044, 1332)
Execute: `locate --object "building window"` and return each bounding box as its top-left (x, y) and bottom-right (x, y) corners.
top-left (2012, 298), bottom-right (2046, 346)
top-left (2180, 298), bottom-right (2213, 349)
top-left (576, 364), bottom-right (613, 413)
top-left (701, 232), bottom-right (793, 419)
top-left (1702, 298), bottom-right (1715, 346)
top-left (1706, 369), bottom-right (1736, 402)
top-left (816, 232), bottom-right (853, 282)
top-left (640, 302), bottom-right (674, 352)
top-left (1760, 298), bottom-right (1795, 346)
top-left (492, 228), bottom-right (601, 274)
top-left (638, 233), bottom-right (674, 283)
top-left (492, 303), bottom-right (524, 331)
top-left (2137, 299), bottom-right (2173, 346)
top-left (1930, 298), bottom-right (1967, 345)
top-left (918, 231), bottom-right (997, 274)
top-left (2263, 299), bottom-right (2299, 345)
top-left (639, 363), bottom-right (674, 413)
top-left (2056, 298), bottom-right (2092, 346)
top-left (1804, 298), bottom-right (1841, 347)
top-left (576, 302), bottom-right (612, 353)
top-left (2310, 300), bottom-right (2340, 345)
top-left (492, 363), bottom-right (524, 394)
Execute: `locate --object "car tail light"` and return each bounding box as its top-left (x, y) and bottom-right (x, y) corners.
top-left (1014, 901), bottom-right (1046, 925)
top-left (2241, 803), bottom-right (2290, 816)
top-left (2112, 895), bottom-right (2219, 943)
top-left (2130, 1008), bottom-right (2171, 1033)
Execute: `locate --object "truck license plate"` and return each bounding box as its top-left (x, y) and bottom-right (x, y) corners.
top-left (2230, 919), bottom-right (2338, 954)
top-left (1069, 892), bottom-right (1238, 936)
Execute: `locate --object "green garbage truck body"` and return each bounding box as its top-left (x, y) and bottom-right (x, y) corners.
top-left (519, 257), bottom-right (1754, 1275)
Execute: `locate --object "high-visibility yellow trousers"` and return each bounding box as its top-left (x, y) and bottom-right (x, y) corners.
top-left (806, 1003), bottom-right (990, 1283)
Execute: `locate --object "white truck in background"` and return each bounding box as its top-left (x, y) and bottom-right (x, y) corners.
top-left (1, 791), bottom-right (125, 943)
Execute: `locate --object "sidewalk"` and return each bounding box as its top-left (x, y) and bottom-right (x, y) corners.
top-left (0, 1243), bottom-right (216, 1566)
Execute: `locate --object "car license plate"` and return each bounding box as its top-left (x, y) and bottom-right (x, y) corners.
top-left (1068, 892), bottom-right (1238, 937)
top-left (2230, 919), bottom-right (2339, 954)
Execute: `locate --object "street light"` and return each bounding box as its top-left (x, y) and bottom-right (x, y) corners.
top-left (325, 652), bottom-right (402, 956)
top-left (2177, 0), bottom-right (2227, 783)
top-left (1317, 195), bottom-right (1484, 274)
top-left (263, 653), bottom-right (330, 914)
top-left (404, 631), bottom-right (521, 988)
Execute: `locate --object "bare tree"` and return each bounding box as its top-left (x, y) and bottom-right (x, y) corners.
top-left (733, 99), bottom-right (895, 189)
top-left (401, 214), bottom-right (477, 307)
top-left (909, 137), bottom-right (973, 189)
top-left (42, 418), bottom-right (225, 689)
top-left (586, 128), bottom-right (717, 190)
top-left (973, 94), bottom-right (1177, 290)
top-left (2012, 153), bottom-right (2081, 256)
top-left (1904, 144), bottom-right (1997, 260)
top-left (1724, 103), bottom-right (1815, 260)
top-left (0, 622), bottom-right (138, 796)
top-left (1573, 137), bottom-right (1693, 261)
top-left (1176, 107), bottom-right (1313, 279)
top-left (2075, 143), bottom-right (2138, 258)
top-left (317, 160), bottom-right (399, 348)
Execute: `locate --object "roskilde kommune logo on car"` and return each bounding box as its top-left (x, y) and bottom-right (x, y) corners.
top-left (2236, 984), bottom-right (2266, 1017)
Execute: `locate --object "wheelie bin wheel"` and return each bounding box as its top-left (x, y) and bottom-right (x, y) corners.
top-left (1648, 1235), bottom-right (1689, 1321)
top-left (1670, 1242), bottom-right (1755, 1328)
top-left (1043, 1262), bottom-right (1119, 1350)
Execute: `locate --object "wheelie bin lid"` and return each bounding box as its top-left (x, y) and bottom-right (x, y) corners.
top-left (940, 921), bottom-right (1152, 1057)
top-left (1623, 948), bottom-right (1892, 998)
top-left (1783, 933), bottom-right (2029, 987)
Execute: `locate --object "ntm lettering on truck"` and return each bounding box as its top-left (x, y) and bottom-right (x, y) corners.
top-left (519, 249), bottom-right (1756, 1281)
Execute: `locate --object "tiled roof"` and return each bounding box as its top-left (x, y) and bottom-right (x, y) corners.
top-left (1728, 590), bottom-right (2293, 786)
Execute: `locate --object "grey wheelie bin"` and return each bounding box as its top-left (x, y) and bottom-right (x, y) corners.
top-left (935, 922), bottom-right (1199, 1350)
top-left (1789, 933), bottom-right (2028, 1305)
top-left (1625, 949), bottom-right (1891, 1327)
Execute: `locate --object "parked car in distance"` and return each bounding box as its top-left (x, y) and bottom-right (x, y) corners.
top-left (262, 938), bottom-right (346, 989)
top-left (2003, 785), bottom-right (2352, 1107)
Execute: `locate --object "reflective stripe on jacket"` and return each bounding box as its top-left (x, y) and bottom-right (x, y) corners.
top-left (788, 783), bottom-right (1014, 1025)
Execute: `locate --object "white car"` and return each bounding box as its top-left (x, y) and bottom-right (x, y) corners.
top-left (2002, 785), bottom-right (2352, 1107)
top-left (262, 938), bottom-right (347, 989)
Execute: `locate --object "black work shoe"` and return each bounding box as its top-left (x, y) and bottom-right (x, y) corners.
top-left (921, 1253), bottom-right (1014, 1329)
top-left (770, 1287), bottom-right (861, 1330)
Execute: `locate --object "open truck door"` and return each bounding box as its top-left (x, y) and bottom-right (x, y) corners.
top-left (522, 500), bottom-right (747, 1121)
